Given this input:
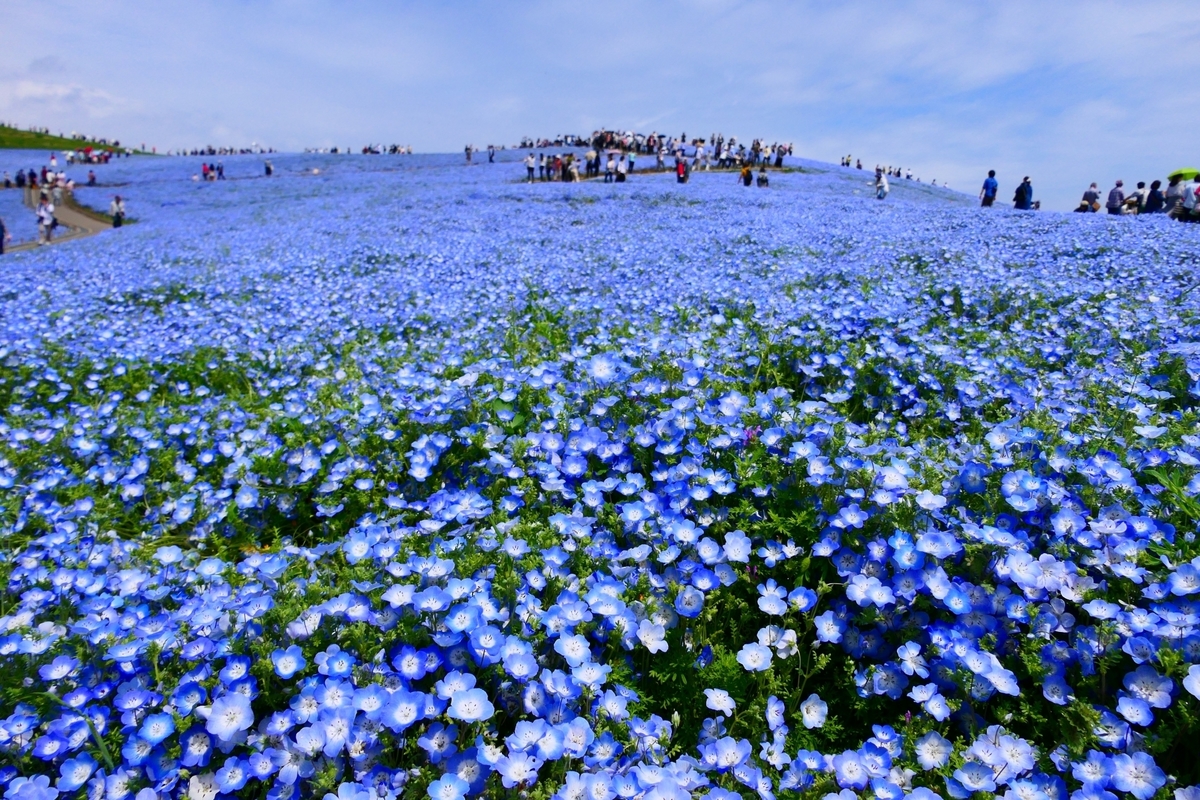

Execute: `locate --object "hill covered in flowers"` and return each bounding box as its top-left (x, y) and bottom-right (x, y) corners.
top-left (2, 151), bottom-right (1200, 800)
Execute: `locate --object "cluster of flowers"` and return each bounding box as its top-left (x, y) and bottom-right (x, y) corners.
top-left (1, 152), bottom-right (1200, 800)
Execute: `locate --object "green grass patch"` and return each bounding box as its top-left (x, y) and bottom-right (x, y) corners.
top-left (0, 123), bottom-right (146, 153)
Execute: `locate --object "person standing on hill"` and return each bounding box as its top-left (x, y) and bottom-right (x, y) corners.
top-left (875, 167), bottom-right (889, 199)
top-left (1144, 180), bottom-right (1165, 214)
top-left (1165, 176), bottom-right (1187, 214)
top-left (1013, 177), bottom-right (1033, 210)
top-left (1128, 181), bottom-right (1149, 213)
top-left (980, 170), bottom-right (998, 207)
top-left (1106, 180), bottom-right (1125, 215)
top-left (1177, 176), bottom-right (1200, 220)
top-left (524, 152), bottom-right (535, 183)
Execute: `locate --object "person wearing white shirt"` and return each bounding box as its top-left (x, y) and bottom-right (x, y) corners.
top-left (1181, 176), bottom-right (1200, 219)
top-left (36, 197), bottom-right (56, 244)
top-left (523, 153), bottom-right (535, 183)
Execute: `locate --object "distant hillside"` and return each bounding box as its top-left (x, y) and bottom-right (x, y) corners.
top-left (0, 125), bottom-right (139, 152)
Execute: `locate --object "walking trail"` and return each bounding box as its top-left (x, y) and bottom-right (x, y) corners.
top-left (6, 187), bottom-right (111, 254)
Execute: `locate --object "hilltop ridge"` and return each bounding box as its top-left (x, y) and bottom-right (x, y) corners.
top-left (0, 123), bottom-right (143, 153)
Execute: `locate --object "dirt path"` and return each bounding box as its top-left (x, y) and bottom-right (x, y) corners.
top-left (6, 187), bottom-right (112, 254)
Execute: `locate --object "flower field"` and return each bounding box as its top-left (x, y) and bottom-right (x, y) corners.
top-left (3, 151), bottom-right (1200, 800)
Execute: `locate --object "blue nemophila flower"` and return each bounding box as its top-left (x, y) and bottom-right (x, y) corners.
top-left (832, 750), bottom-right (869, 790)
top-left (427, 773), bottom-right (468, 800)
top-left (1110, 752), bottom-right (1167, 800)
top-left (799, 693), bottom-right (827, 728)
top-left (447, 688), bottom-right (494, 722)
top-left (704, 688), bottom-right (736, 717)
top-left (756, 579), bottom-right (788, 615)
top-left (56, 754), bottom-right (96, 792)
top-left (205, 694), bottom-right (254, 742)
top-left (272, 645), bottom-right (307, 679)
top-left (138, 712), bottom-right (175, 745)
top-left (736, 642), bottom-right (772, 672)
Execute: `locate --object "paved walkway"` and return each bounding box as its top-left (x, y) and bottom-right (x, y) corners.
top-left (6, 187), bottom-right (111, 254)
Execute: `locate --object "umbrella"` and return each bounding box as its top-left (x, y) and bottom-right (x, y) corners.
top-left (1168, 167), bottom-right (1199, 180)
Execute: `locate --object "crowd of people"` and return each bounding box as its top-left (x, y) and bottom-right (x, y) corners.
top-left (842, 156), bottom-right (946, 189)
top-left (358, 145), bottom-right (414, 154)
top-left (173, 145), bottom-right (276, 156)
top-left (0, 153), bottom-right (130, 251)
top-left (509, 128), bottom-right (795, 188)
top-left (1078, 176), bottom-right (1200, 221)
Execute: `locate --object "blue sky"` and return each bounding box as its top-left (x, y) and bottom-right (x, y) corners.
top-left (2, 0), bottom-right (1198, 209)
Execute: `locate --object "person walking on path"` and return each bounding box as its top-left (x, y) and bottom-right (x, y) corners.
top-left (980, 170), bottom-right (998, 206)
top-left (605, 154), bottom-right (616, 183)
top-left (36, 196), bottom-right (55, 245)
top-left (524, 152), bottom-right (535, 183)
top-left (1013, 177), bottom-right (1033, 210)
top-left (464, 145), bottom-right (473, 164)
top-left (875, 167), bottom-right (889, 199)
top-left (1106, 180), bottom-right (1126, 215)
top-left (109, 195), bottom-right (126, 228)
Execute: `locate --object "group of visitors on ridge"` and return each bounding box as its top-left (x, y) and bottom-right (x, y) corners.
top-left (841, 157), bottom-right (945, 188)
top-left (509, 128), bottom-right (794, 185)
top-left (977, 169), bottom-right (1200, 220)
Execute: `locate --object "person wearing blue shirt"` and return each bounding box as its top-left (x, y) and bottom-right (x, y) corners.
top-left (980, 170), bottom-right (998, 207)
